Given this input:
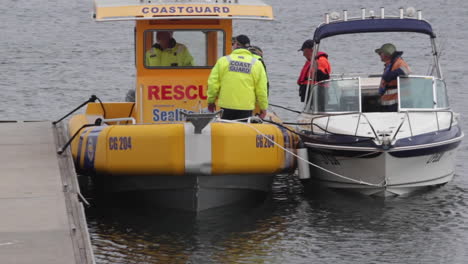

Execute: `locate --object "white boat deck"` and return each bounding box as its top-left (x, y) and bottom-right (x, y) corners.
top-left (0, 121), bottom-right (93, 264)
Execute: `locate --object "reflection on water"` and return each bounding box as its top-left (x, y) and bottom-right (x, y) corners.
top-left (299, 184), bottom-right (468, 264)
top-left (89, 202), bottom-right (288, 263)
top-left (84, 175), bottom-right (304, 264)
top-left (83, 174), bottom-right (468, 264)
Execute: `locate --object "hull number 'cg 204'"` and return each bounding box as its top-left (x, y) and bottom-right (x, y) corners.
top-left (256, 135), bottom-right (275, 148)
top-left (109, 137), bottom-right (132, 150)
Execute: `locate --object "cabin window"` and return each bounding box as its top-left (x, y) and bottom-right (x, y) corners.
top-left (307, 78), bottom-right (361, 113)
top-left (144, 29), bottom-right (225, 68)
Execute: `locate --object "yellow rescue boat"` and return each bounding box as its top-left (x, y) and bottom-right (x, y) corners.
top-left (58, 0), bottom-right (298, 211)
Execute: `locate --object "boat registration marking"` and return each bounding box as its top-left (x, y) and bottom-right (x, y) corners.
top-left (109, 136), bottom-right (132, 151)
top-left (320, 153), bottom-right (341, 166)
top-left (426, 152), bottom-right (444, 164)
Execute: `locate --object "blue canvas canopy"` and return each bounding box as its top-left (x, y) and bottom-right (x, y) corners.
top-left (313, 18), bottom-right (435, 43)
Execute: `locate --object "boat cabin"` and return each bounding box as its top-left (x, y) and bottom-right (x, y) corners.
top-left (93, 0), bottom-right (273, 123)
top-left (302, 8), bottom-right (449, 114)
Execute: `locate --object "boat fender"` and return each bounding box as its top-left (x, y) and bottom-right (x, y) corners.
top-left (297, 141), bottom-right (310, 179)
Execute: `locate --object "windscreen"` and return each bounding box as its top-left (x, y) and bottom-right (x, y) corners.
top-left (144, 29), bottom-right (225, 68)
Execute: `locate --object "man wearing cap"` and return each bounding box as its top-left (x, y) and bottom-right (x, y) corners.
top-left (248, 45), bottom-right (270, 94)
top-left (375, 43), bottom-right (411, 112)
top-left (145, 31), bottom-right (194, 67)
top-left (207, 35), bottom-right (268, 120)
top-left (297, 39), bottom-right (331, 103)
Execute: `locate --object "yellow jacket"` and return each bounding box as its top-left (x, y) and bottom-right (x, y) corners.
top-left (207, 49), bottom-right (268, 110)
top-left (145, 43), bottom-right (194, 67)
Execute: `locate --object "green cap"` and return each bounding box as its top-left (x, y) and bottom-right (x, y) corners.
top-left (375, 43), bottom-right (396, 56)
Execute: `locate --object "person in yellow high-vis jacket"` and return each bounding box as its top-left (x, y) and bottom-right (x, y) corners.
top-left (207, 35), bottom-right (268, 120)
top-left (145, 31), bottom-right (194, 67)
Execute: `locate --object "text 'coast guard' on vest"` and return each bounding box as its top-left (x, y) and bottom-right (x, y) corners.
top-left (229, 60), bottom-right (253, 74)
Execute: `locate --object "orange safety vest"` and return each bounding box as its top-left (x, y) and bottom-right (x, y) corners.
top-left (380, 57), bottom-right (410, 106)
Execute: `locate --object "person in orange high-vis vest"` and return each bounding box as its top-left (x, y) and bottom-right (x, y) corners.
top-left (375, 43), bottom-right (411, 112)
top-left (297, 39), bottom-right (331, 103)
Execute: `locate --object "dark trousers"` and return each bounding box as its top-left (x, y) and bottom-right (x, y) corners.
top-left (221, 108), bottom-right (253, 120)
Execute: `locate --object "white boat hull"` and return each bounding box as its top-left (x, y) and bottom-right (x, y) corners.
top-left (303, 146), bottom-right (459, 197)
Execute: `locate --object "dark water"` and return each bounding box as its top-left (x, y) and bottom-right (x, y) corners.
top-left (2, 0), bottom-right (468, 263)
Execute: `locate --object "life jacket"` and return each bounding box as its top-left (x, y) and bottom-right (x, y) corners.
top-left (380, 53), bottom-right (411, 106)
top-left (297, 52), bottom-right (331, 85)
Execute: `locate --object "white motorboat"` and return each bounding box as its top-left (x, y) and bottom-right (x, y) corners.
top-left (296, 8), bottom-right (464, 196)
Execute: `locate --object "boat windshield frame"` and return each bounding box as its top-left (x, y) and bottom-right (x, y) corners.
top-left (304, 77), bottom-right (362, 114)
top-left (398, 75), bottom-right (450, 112)
top-left (303, 75), bottom-right (451, 114)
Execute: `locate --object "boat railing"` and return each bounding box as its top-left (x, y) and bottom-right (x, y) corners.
top-left (310, 112), bottom-right (380, 141)
top-left (322, 7), bottom-right (425, 26)
top-left (391, 109), bottom-right (454, 141)
top-left (310, 109), bottom-right (454, 144)
top-left (330, 73), bottom-right (382, 79)
top-left (304, 74), bottom-right (453, 142)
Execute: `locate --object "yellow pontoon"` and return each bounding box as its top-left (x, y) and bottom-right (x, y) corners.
top-left (61, 0), bottom-right (297, 211)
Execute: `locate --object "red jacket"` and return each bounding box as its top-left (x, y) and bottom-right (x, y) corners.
top-left (297, 52), bottom-right (331, 85)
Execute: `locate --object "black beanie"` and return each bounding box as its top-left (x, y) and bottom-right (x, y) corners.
top-left (234, 34), bottom-right (250, 47)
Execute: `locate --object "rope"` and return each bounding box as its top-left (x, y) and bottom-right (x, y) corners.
top-left (269, 103), bottom-right (301, 114)
top-left (219, 118), bottom-right (385, 187)
top-left (262, 119), bottom-right (375, 146)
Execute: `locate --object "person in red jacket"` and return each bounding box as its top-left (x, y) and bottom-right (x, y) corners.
top-left (297, 39), bottom-right (331, 103)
